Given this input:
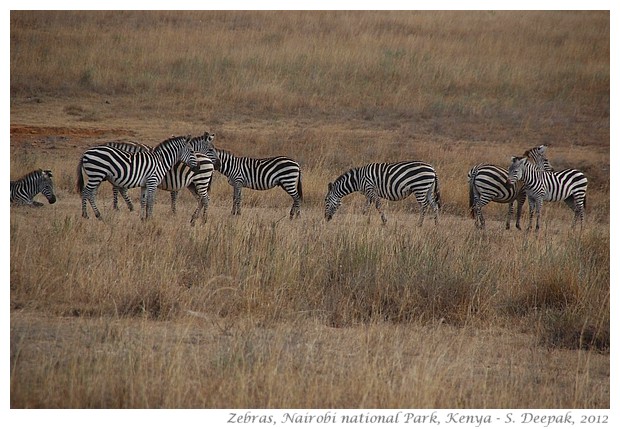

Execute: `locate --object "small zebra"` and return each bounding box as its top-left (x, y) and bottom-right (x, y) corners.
top-left (10, 169), bottom-right (57, 206)
top-left (107, 132), bottom-right (219, 224)
top-left (324, 161), bottom-right (441, 225)
top-left (77, 135), bottom-right (198, 220)
top-left (214, 146), bottom-right (303, 219)
top-left (468, 146), bottom-right (554, 229)
top-left (506, 154), bottom-right (588, 230)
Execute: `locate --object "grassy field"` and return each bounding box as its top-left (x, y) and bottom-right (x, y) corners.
top-left (9, 11), bottom-right (609, 409)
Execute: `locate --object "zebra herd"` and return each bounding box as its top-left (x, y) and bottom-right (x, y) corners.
top-left (10, 132), bottom-right (588, 231)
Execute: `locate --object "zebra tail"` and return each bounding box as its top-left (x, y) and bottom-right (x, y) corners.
top-left (468, 170), bottom-right (476, 218)
top-left (434, 176), bottom-right (441, 209)
top-left (76, 157), bottom-right (84, 194)
top-left (297, 172), bottom-right (303, 201)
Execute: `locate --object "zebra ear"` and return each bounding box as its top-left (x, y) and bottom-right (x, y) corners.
top-left (511, 156), bottom-right (519, 163)
top-left (328, 182), bottom-right (333, 191)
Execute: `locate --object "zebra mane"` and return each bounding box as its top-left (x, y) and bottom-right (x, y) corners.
top-left (331, 166), bottom-right (361, 192)
top-left (154, 135), bottom-right (191, 151)
top-left (12, 169), bottom-right (50, 182)
top-left (523, 145), bottom-right (554, 171)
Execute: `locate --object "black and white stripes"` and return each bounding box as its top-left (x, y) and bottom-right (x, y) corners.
top-left (468, 164), bottom-right (526, 230)
top-left (106, 132), bottom-right (219, 224)
top-left (215, 148), bottom-right (303, 219)
top-left (77, 135), bottom-right (197, 220)
top-left (506, 154), bottom-right (588, 230)
top-left (10, 169), bottom-right (57, 206)
top-left (324, 161), bottom-right (440, 225)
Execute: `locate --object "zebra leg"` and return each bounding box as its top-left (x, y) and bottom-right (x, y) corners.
top-left (515, 190), bottom-right (526, 230)
top-left (526, 197), bottom-right (536, 231)
top-left (534, 198), bottom-right (543, 231)
top-left (369, 195), bottom-right (387, 224)
top-left (476, 204), bottom-right (485, 229)
top-left (232, 184), bottom-right (242, 215)
top-left (417, 204), bottom-right (427, 227)
top-left (83, 184), bottom-right (102, 219)
top-left (430, 199), bottom-right (439, 226)
top-left (144, 185), bottom-right (157, 219)
top-left (112, 187), bottom-right (119, 210)
top-left (201, 194), bottom-right (210, 224)
top-left (289, 195), bottom-right (301, 219)
top-left (505, 202), bottom-right (514, 230)
top-left (118, 187), bottom-right (134, 211)
top-left (572, 196), bottom-right (585, 229)
top-left (140, 187), bottom-right (148, 219)
top-left (190, 195), bottom-right (209, 226)
top-left (170, 191), bottom-right (178, 214)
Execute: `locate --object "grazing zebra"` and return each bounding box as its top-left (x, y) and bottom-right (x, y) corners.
top-left (506, 155), bottom-right (588, 230)
top-left (10, 169), bottom-right (57, 206)
top-left (468, 146), bottom-right (554, 230)
top-left (214, 147), bottom-right (303, 219)
top-left (107, 132), bottom-right (219, 224)
top-left (77, 135), bottom-right (198, 220)
top-left (324, 161), bottom-right (441, 225)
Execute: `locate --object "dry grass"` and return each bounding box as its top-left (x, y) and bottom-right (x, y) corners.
top-left (9, 11), bottom-right (609, 409)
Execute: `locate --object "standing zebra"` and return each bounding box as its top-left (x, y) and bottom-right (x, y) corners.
top-left (214, 147), bottom-right (303, 219)
top-left (107, 132), bottom-right (219, 224)
top-left (468, 146), bottom-right (554, 229)
top-left (324, 161), bottom-right (441, 225)
top-left (468, 164), bottom-right (526, 230)
top-left (506, 155), bottom-right (588, 230)
top-left (77, 135), bottom-right (198, 220)
top-left (10, 169), bottom-right (57, 206)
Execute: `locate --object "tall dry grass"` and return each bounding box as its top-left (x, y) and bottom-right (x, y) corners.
top-left (10, 11), bottom-right (609, 134)
top-left (10, 11), bottom-right (609, 409)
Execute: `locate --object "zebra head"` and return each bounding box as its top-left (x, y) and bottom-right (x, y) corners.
top-left (506, 156), bottom-right (528, 186)
top-left (40, 169), bottom-right (57, 204)
top-left (157, 135), bottom-right (198, 171)
top-left (324, 182), bottom-right (342, 221)
top-left (189, 132), bottom-right (220, 170)
top-left (524, 145), bottom-right (553, 171)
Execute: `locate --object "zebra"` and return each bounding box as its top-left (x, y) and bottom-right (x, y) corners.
top-left (77, 135), bottom-right (198, 220)
top-left (468, 164), bottom-right (526, 230)
top-left (213, 146), bottom-right (303, 219)
top-left (324, 161), bottom-right (441, 225)
top-left (506, 154), bottom-right (588, 230)
top-left (10, 169), bottom-right (57, 206)
top-left (106, 132), bottom-right (219, 224)
top-left (468, 145), bottom-right (554, 229)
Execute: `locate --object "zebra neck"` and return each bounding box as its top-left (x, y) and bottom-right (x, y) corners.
top-left (523, 163), bottom-right (546, 185)
top-left (333, 171), bottom-right (361, 198)
top-left (216, 150), bottom-right (236, 175)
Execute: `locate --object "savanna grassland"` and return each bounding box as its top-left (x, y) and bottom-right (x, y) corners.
top-left (9, 11), bottom-right (610, 409)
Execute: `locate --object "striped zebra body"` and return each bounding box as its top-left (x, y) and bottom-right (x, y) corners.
top-left (507, 156), bottom-right (588, 230)
top-left (468, 164), bottom-right (526, 229)
top-left (215, 149), bottom-right (303, 219)
top-left (324, 161), bottom-right (440, 225)
top-left (468, 145), bottom-right (554, 230)
top-left (107, 132), bottom-right (218, 224)
top-left (77, 135), bottom-right (198, 220)
top-left (10, 169), bottom-right (57, 206)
